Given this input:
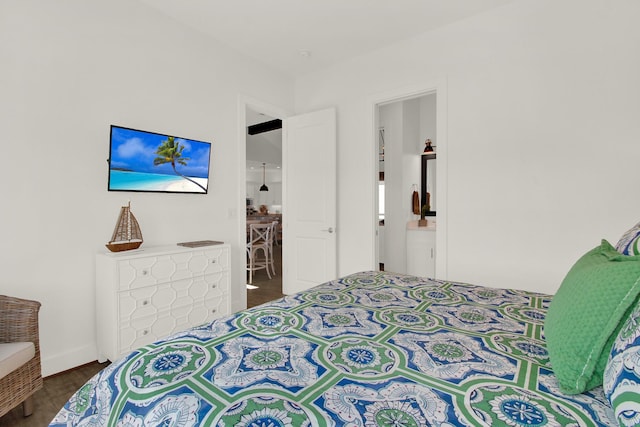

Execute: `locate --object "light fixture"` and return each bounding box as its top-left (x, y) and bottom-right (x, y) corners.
top-left (259, 163), bottom-right (269, 191)
top-left (423, 138), bottom-right (434, 154)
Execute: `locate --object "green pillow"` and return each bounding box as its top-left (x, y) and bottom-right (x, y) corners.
top-left (545, 239), bottom-right (640, 394)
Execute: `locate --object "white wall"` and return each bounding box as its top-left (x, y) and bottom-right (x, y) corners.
top-left (379, 102), bottom-right (405, 272)
top-left (295, 0), bottom-right (640, 295)
top-left (0, 0), bottom-right (294, 375)
top-left (402, 98), bottom-right (422, 220)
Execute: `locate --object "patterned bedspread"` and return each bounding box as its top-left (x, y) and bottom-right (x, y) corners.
top-left (50, 271), bottom-right (616, 426)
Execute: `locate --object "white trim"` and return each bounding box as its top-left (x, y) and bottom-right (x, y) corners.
top-left (366, 78), bottom-right (449, 279)
top-left (42, 344), bottom-right (97, 377)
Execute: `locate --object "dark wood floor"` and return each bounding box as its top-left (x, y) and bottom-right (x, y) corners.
top-left (0, 361), bottom-right (109, 426)
top-left (1, 246), bottom-right (283, 426)
top-left (247, 243), bottom-right (284, 308)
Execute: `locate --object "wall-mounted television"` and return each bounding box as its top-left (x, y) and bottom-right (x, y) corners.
top-left (108, 125), bottom-right (211, 194)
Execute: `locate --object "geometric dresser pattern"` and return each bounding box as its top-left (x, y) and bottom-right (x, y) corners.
top-left (96, 244), bottom-right (230, 362)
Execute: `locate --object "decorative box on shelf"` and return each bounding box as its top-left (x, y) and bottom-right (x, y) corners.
top-left (95, 243), bottom-right (230, 362)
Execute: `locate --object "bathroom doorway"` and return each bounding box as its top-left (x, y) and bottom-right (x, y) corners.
top-left (374, 87), bottom-right (446, 278)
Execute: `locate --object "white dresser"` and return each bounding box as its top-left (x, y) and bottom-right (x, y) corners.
top-left (95, 243), bottom-right (230, 362)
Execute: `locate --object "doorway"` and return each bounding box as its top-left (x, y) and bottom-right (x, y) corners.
top-left (373, 83), bottom-right (447, 279)
top-left (245, 106), bottom-right (284, 307)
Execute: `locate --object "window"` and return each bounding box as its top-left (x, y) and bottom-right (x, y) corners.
top-left (378, 181), bottom-right (385, 221)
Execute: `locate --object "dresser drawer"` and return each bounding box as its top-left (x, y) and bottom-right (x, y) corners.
top-left (116, 247), bottom-right (229, 290)
top-left (118, 272), bottom-right (228, 321)
top-left (118, 295), bottom-right (229, 356)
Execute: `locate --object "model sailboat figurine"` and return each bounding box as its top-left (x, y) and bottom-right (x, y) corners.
top-left (106, 201), bottom-right (143, 252)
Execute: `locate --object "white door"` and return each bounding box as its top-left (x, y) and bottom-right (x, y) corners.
top-left (282, 108), bottom-right (337, 295)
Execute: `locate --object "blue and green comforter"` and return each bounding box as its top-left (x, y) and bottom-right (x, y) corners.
top-left (50, 271), bottom-right (615, 426)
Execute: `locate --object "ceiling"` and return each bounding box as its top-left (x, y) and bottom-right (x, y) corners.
top-left (246, 109), bottom-right (282, 171)
top-left (136, 0), bottom-right (514, 78)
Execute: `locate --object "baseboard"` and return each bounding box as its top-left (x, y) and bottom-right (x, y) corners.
top-left (41, 344), bottom-right (97, 377)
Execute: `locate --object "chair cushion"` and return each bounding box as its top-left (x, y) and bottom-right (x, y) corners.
top-left (0, 342), bottom-right (35, 380)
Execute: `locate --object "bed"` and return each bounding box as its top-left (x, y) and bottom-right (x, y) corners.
top-left (49, 268), bottom-right (640, 426)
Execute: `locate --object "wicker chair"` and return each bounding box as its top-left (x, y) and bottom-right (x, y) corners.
top-left (0, 295), bottom-right (43, 418)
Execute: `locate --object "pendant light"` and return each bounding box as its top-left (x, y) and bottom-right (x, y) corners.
top-left (259, 163), bottom-right (269, 191)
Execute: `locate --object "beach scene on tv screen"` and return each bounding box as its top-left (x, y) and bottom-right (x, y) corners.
top-left (109, 126), bottom-right (210, 193)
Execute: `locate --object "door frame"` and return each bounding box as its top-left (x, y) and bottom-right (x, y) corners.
top-left (367, 79), bottom-right (449, 279)
top-left (237, 95), bottom-right (291, 311)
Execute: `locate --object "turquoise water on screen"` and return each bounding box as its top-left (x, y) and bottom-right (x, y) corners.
top-left (109, 170), bottom-right (192, 191)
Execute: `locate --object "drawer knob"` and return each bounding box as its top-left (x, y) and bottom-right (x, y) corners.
top-left (211, 259), bottom-right (217, 264)
top-left (142, 329), bottom-right (149, 335)
top-left (211, 309), bottom-right (217, 314)
top-left (211, 284), bottom-right (217, 289)
top-left (142, 269), bottom-right (149, 276)
top-left (142, 300), bottom-right (149, 306)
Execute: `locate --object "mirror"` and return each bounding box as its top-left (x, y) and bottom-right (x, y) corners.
top-left (421, 153), bottom-right (436, 215)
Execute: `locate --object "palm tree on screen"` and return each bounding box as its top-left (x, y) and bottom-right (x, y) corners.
top-left (153, 136), bottom-right (206, 192)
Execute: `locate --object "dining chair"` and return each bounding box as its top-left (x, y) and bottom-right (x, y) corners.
top-left (246, 223), bottom-right (272, 284)
top-left (267, 220), bottom-right (279, 275)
